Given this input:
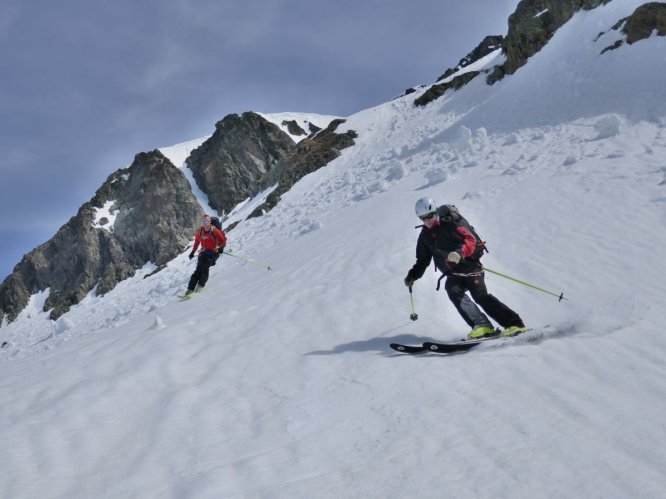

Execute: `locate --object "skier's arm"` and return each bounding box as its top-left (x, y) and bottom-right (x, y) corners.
top-left (191, 231), bottom-right (201, 254)
top-left (406, 234), bottom-right (432, 282)
top-left (455, 226), bottom-right (477, 259)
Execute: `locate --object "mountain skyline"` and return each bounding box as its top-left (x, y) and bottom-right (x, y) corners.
top-left (0, 0), bottom-right (519, 281)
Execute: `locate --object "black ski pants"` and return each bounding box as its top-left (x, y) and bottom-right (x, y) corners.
top-left (444, 272), bottom-right (523, 329)
top-left (188, 251), bottom-right (219, 291)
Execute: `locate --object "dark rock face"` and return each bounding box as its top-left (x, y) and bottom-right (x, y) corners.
top-left (307, 123), bottom-right (323, 135)
top-left (0, 150), bottom-right (201, 322)
top-left (249, 119), bottom-right (358, 216)
top-left (625, 2), bottom-right (666, 43)
top-left (414, 71), bottom-right (481, 107)
top-left (185, 112), bottom-right (296, 215)
top-left (436, 35), bottom-right (504, 82)
top-left (410, 35), bottom-right (502, 106)
top-left (600, 2), bottom-right (666, 53)
top-left (282, 120), bottom-right (307, 137)
top-left (184, 111), bottom-right (356, 220)
top-left (487, 0), bottom-right (612, 84)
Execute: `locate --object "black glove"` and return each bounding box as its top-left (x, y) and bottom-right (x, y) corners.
top-left (404, 273), bottom-right (416, 288)
top-left (189, 252), bottom-right (195, 260)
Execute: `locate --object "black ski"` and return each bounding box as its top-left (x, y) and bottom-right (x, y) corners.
top-left (389, 339), bottom-right (482, 354)
top-left (390, 328), bottom-right (540, 355)
top-left (390, 337), bottom-right (495, 354)
top-left (389, 343), bottom-right (429, 354)
top-left (422, 340), bottom-right (483, 353)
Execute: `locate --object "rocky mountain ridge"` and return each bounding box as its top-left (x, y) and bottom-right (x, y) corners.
top-left (0, 113), bottom-right (355, 323)
top-left (416, 0), bottom-right (665, 108)
top-left (0, 151), bottom-right (201, 322)
top-left (2, 0), bottom-right (664, 326)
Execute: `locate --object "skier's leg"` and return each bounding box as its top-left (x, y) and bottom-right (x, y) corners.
top-left (197, 255), bottom-right (213, 288)
top-left (445, 276), bottom-right (492, 329)
top-left (468, 273), bottom-right (524, 328)
top-left (188, 259), bottom-right (204, 291)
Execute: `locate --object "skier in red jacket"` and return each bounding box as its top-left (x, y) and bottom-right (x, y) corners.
top-left (185, 215), bottom-right (227, 295)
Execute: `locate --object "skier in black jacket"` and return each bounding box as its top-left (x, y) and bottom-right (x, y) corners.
top-left (404, 197), bottom-right (526, 339)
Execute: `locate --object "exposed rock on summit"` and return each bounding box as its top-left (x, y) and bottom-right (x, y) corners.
top-left (0, 151), bottom-right (200, 322)
top-left (413, 35), bottom-right (502, 107)
top-left (281, 120), bottom-right (307, 137)
top-left (600, 2), bottom-right (666, 54)
top-left (186, 112), bottom-right (296, 215)
top-left (250, 119), bottom-right (358, 216)
top-left (487, 0), bottom-right (612, 84)
top-left (185, 112), bottom-right (356, 220)
top-left (436, 35), bottom-right (503, 82)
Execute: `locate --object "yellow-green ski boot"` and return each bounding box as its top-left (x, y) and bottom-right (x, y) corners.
top-left (467, 325), bottom-right (497, 339)
top-left (501, 326), bottom-right (527, 337)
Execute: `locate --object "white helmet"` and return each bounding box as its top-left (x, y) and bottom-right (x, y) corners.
top-left (415, 197), bottom-right (437, 218)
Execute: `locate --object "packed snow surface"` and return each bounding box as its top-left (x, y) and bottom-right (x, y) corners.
top-left (1, 2), bottom-right (666, 498)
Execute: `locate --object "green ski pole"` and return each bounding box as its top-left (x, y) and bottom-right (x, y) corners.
top-left (483, 266), bottom-right (566, 301)
top-left (222, 249), bottom-right (272, 270)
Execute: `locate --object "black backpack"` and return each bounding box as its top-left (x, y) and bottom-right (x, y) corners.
top-left (210, 216), bottom-right (222, 231)
top-left (437, 204), bottom-right (487, 258)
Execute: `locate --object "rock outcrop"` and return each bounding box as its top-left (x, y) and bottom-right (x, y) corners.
top-left (414, 71), bottom-right (481, 107)
top-left (436, 35), bottom-right (503, 82)
top-left (412, 36), bottom-right (501, 107)
top-left (0, 150), bottom-right (201, 322)
top-left (487, 0), bottom-right (612, 84)
top-left (624, 2), bottom-right (666, 43)
top-left (184, 112), bottom-right (356, 220)
top-left (250, 119), bottom-right (358, 216)
top-left (600, 2), bottom-right (666, 54)
top-left (281, 120), bottom-right (307, 137)
top-left (185, 112), bottom-right (296, 215)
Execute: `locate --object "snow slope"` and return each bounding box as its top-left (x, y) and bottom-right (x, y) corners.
top-left (2, 2), bottom-right (666, 498)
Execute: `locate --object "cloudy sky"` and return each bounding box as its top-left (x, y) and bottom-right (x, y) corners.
top-left (0, 0), bottom-right (518, 281)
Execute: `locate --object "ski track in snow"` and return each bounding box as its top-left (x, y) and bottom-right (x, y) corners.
top-left (2, 3), bottom-right (666, 498)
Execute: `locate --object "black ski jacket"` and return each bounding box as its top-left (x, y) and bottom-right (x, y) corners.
top-left (407, 206), bottom-right (483, 281)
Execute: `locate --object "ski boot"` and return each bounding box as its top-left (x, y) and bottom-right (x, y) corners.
top-left (501, 325), bottom-right (527, 337)
top-left (467, 325), bottom-right (498, 339)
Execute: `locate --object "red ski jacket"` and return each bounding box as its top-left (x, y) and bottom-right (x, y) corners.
top-left (192, 226), bottom-right (227, 253)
